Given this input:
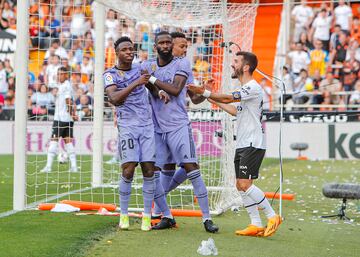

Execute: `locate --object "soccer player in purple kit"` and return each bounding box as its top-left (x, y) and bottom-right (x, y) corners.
top-left (103, 36), bottom-right (159, 231)
top-left (142, 31), bottom-right (219, 233)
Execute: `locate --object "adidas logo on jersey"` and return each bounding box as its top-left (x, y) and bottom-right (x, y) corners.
top-left (184, 155), bottom-right (189, 159)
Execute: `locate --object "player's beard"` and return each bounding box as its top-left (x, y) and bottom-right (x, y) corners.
top-left (157, 47), bottom-right (173, 62)
top-left (231, 65), bottom-right (243, 79)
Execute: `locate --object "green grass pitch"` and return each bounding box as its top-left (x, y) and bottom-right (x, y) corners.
top-left (1, 155), bottom-right (360, 257)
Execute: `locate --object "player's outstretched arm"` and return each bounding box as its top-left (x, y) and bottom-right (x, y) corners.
top-left (187, 83), bottom-right (235, 104)
top-left (106, 74), bottom-right (150, 106)
top-left (208, 98), bottom-right (237, 116)
top-left (187, 90), bottom-right (206, 104)
top-left (151, 75), bottom-right (187, 97)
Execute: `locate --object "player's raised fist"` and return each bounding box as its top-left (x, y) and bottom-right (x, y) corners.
top-left (136, 73), bottom-right (151, 86)
top-left (187, 84), bottom-right (205, 95)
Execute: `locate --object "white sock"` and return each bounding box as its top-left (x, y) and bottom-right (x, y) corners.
top-left (246, 184), bottom-right (276, 219)
top-left (46, 141), bottom-right (58, 168)
top-left (65, 143), bottom-right (77, 169)
top-left (239, 191), bottom-right (263, 227)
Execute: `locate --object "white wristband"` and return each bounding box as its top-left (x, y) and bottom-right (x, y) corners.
top-left (149, 76), bottom-right (157, 85)
top-left (202, 89), bottom-right (211, 98)
top-left (158, 90), bottom-right (165, 97)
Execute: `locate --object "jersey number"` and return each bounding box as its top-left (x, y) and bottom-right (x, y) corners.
top-left (121, 139), bottom-right (135, 151)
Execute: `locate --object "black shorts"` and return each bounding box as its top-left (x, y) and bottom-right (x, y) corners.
top-left (234, 147), bottom-right (266, 179)
top-left (51, 120), bottom-right (74, 139)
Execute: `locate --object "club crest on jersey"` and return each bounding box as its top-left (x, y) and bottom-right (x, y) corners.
top-left (118, 70), bottom-right (125, 77)
top-left (104, 73), bottom-right (114, 85)
top-left (151, 63), bottom-right (157, 72)
top-left (232, 91), bottom-right (241, 102)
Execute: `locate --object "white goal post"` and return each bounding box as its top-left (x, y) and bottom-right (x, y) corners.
top-left (13, 0), bottom-right (258, 214)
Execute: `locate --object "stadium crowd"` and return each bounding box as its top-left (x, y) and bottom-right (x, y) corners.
top-left (287, 0), bottom-right (360, 110)
top-left (0, 0), bottom-right (359, 120)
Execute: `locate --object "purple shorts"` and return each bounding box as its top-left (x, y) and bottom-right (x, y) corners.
top-left (118, 125), bottom-right (156, 164)
top-left (155, 124), bottom-right (198, 168)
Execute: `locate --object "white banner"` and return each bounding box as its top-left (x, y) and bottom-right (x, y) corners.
top-left (0, 121), bottom-right (359, 160)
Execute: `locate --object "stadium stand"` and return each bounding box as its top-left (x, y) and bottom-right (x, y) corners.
top-left (0, 0), bottom-right (359, 121)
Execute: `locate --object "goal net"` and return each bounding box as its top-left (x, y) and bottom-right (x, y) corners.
top-left (19, 0), bottom-right (257, 214)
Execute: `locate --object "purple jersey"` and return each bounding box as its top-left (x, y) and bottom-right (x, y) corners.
top-left (103, 64), bottom-right (152, 128)
top-left (141, 57), bottom-right (192, 133)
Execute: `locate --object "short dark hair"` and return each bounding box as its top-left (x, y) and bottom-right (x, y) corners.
top-left (114, 36), bottom-right (133, 50)
top-left (51, 39), bottom-right (60, 45)
top-left (236, 51), bottom-right (258, 74)
top-left (170, 32), bottom-right (186, 39)
top-left (155, 31), bottom-right (171, 43)
top-left (58, 66), bottom-right (68, 73)
top-left (300, 68), bottom-right (308, 74)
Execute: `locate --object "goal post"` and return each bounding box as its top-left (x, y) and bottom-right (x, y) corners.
top-left (13, 0), bottom-right (258, 214)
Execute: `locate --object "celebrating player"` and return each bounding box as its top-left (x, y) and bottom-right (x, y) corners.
top-left (188, 51), bottom-right (282, 237)
top-left (152, 31), bottom-right (206, 207)
top-left (41, 66), bottom-right (78, 173)
top-left (142, 31), bottom-right (218, 233)
top-left (103, 36), bottom-right (159, 231)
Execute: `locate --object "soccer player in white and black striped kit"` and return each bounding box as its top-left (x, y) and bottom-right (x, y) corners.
top-left (41, 66), bottom-right (78, 173)
top-left (188, 51), bottom-right (281, 237)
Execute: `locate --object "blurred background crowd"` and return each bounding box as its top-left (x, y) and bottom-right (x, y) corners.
top-left (0, 0), bottom-right (359, 120)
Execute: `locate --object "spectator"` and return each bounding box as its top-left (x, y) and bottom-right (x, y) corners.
top-left (351, 16), bottom-right (360, 44)
top-left (7, 73), bottom-right (15, 91)
top-left (310, 8), bottom-right (332, 51)
top-left (80, 55), bottom-right (94, 77)
top-left (72, 73), bottom-right (87, 93)
top-left (330, 24), bottom-right (342, 51)
top-left (282, 65), bottom-right (294, 100)
top-left (0, 61), bottom-right (8, 97)
top-left (83, 31), bottom-right (95, 58)
top-left (30, 84), bottom-right (54, 117)
top-left (308, 40), bottom-right (328, 77)
top-left (70, 38), bottom-right (84, 65)
top-left (61, 58), bottom-right (72, 73)
top-left (61, 15), bottom-right (72, 39)
top-left (291, 0), bottom-right (314, 42)
top-left (44, 39), bottom-right (68, 60)
top-left (311, 70), bottom-right (324, 106)
top-left (319, 71), bottom-right (342, 105)
top-left (342, 49), bottom-right (360, 91)
top-left (104, 37), bottom-right (116, 69)
top-left (0, 9), bottom-right (9, 30)
top-left (334, 0), bottom-right (353, 31)
top-left (298, 31), bottom-right (313, 52)
top-left (70, 6), bottom-right (86, 37)
top-left (293, 68), bottom-right (313, 105)
top-left (329, 30), bottom-right (349, 78)
top-left (346, 39), bottom-right (360, 62)
top-left (3, 59), bottom-right (13, 75)
top-left (105, 9), bottom-right (119, 41)
top-left (45, 55), bottom-right (61, 88)
top-left (2, 1), bottom-right (14, 20)
top-left (349, 80), bottom-right (360, 105)
top-left (76, 94), bottom-right (92, 121)
top-left (287, 42), bottom-right (310, 77)
top-left (4, 88), bottom-right (15, 108)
